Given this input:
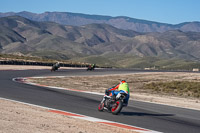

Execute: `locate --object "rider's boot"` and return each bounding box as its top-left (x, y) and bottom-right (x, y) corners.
top-left (123, 101), bottom-right (128, 107)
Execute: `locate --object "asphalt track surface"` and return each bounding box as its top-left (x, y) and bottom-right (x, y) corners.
top-left (0, 68), bottom-right (200, 133)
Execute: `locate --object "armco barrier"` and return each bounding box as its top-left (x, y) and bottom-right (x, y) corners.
top-left (0, 60), bottom-right (113, 68)
top-left (0, 60), bottom-right (88, 68)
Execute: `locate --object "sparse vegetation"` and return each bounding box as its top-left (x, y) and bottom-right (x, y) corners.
top-left (73, 53), bottom-right (200, 70)
top-left (1, 53), bottom-right (200, 70)
top-left (28, 72), bottom-right (200, 99)
top-left (143, 81), bottom-right (200, 98)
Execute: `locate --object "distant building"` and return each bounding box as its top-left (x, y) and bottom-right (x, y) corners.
top-left (192, 68), bottom-right (199, 72)
top-left (144, 66), bottom-right (159, 70)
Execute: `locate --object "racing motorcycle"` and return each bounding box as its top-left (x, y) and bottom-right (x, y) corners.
top-left (98, 92), bottom-right (127, 115)
top-left (51, 64), bottom-right (60, 72)
top-left (87, 65), bottom-right (95, 71)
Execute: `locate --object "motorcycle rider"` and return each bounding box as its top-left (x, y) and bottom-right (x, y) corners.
top-left (52, 62), bottom-right (60, 71)
top-left (105, 80), bottom-right (130, 106)
top-left (55, 62), bottom-right (60, 68)
top-left (87, 63), bottom-right (96, 70)
top-left (91, 63), bottom-right (96, 69)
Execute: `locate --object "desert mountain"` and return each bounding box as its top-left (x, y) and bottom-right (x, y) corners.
top-left (0, 11), bottom-right (200, 33)
top-left (0, 16), bottom-right (200, 68)
top-left (0, 16), bottom-right (141, 59)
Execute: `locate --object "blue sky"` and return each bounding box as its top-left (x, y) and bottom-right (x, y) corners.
top-left (0, 0), bottom-right (199, 24)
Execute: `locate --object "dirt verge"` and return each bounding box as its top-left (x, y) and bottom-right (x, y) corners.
top-left (0, 65), bottom-right (85, 70)
top-left (0, 99), bottom-right (137, 133)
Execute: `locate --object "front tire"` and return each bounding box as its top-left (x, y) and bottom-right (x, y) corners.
top-left (98, 103), bottom-right (104, 111)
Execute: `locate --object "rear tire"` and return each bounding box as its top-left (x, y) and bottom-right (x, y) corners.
top-left (111, 100), bottom-right (123, 115)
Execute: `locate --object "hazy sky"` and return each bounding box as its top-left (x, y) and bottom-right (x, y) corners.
top-left (0, 0), bottom-right (199, 24)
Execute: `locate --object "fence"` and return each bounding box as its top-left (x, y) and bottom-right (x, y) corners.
top-left (0, 60), bottom-right (88, 68)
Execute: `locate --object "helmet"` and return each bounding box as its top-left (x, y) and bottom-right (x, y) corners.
top-left (120, 80), bottom-right (126, 84)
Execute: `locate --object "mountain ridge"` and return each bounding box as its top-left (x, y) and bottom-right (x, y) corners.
top-left (0, 15), bottom-right (200, 69)
top-left (0, 11), bottom-right (200, 32)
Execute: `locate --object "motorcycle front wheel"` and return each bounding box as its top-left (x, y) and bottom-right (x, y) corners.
top-left (98, 103), bottom-right (104, 111)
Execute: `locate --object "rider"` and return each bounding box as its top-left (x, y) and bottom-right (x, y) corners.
top-left (53, 62), bottom-right (60, 70)
top-left (105, 80), bottom-right (130, 106)
top-left (91, 64), bottom-right (96, 69)
top-left (55, 62), bottom-right (60, 68)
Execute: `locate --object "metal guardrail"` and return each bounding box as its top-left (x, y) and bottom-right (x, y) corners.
top-left (0, 60), bottom-right (88, 67)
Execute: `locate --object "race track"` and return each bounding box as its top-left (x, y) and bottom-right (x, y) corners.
top-left (0, 68), bottom-right (200, 133)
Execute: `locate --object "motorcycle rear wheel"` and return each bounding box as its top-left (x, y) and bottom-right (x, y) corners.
top-left (111, 100), bottom-right (123, 115)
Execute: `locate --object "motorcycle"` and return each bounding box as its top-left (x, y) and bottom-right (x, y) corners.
top-left (98, 92), bottom-right (127, 115)
top-left (51, 64), bottom-right (60, 72)
top-left (87, 65), bottom-right (95, 71)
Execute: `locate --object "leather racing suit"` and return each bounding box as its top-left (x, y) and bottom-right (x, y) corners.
top-left (106, 81), bottom-right (130, 106)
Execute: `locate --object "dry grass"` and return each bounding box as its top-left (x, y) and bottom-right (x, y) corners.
top-left (143, 81), bottom-right (200, 98)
